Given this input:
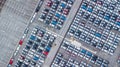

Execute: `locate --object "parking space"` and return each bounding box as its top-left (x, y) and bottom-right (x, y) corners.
top-left (13, 26), bottom-right (56, 67)
top-left (51, 40), bottom-right (109, 67)
top-left (38, 0), bottom-right (75, 30)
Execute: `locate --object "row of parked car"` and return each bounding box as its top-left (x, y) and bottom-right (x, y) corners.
top-left (68, 20), bottom-right (119, 55)
top-left (90, 0), bottom-right (120, 12)
top-left (70, 17), bottom-right (120, 43)
top-left (52, 53), bottom-right (92, 67)
top-left (78, 8), bottom-right (120, 32)
top-left (15, 26), bottom-right (55, 67)
top-left (39, 0), bottom-right (75, 30)
top-left (80, 0), bottom-right (120, 32)
top-left (51, 41), bottom-right (109, 67)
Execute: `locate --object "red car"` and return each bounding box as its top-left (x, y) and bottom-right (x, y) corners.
top-left (47, 1), bottom-right (52, 7)
top-left (63, 9), bottom-right (69, 15)
top-left (43, 51), bottom-right (49, 56)
top-left (9, 58), bottom-right (13, 65)
top-left (97, 1), bottom-right (102, 5)
top-left (20, 55), bottom-right (25, 60)
top-left (116, 18), bottom-right (120, 22)
top-left (19, 39), bottom-right (23, 45)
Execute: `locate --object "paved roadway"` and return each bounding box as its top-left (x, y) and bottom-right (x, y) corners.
top-left (0, 0), bottom-right (39, 66)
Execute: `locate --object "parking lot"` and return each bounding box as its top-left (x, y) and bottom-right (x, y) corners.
top-left (12, 26), bottom-right (56, 67)
top-left (1, 0), bottom-right (120, 67)
top-left (66, 0), bottom-right (120, 67)
top-left (67, 0), bottom-right (120, 55)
